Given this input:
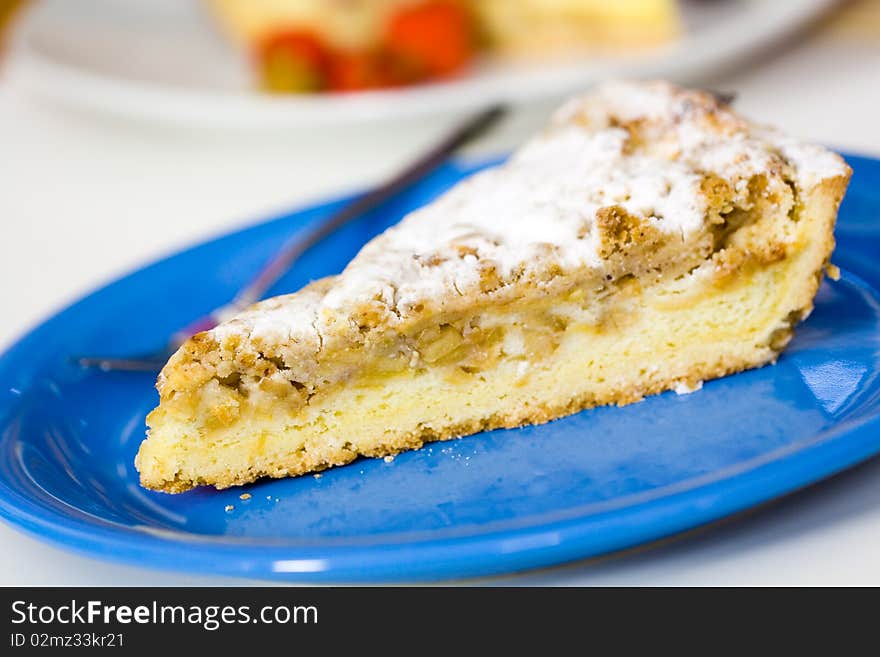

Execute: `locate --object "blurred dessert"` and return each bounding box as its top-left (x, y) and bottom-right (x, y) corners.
top-left (208, 0), bottom-right (476, 92)
top-left (206, 0), bottom-right (679, 93)
top-left (474, 0), bottom-right (679, 55)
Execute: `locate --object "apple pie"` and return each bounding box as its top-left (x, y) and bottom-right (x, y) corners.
top-left (136, 81), bottom-right (850, 492)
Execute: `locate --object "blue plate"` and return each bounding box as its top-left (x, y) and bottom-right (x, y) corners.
top-left (1, 154), bottom-right (879, 583)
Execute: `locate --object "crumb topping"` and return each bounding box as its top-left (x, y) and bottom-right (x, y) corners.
top-left (195, 81), bottom-right (848, 391)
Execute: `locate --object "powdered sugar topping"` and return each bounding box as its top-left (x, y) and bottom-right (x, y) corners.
top-left (213, 81), bottom-right (849, 343)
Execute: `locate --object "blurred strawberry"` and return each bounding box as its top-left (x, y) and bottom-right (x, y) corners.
top-left (327, 51), bottom-right (397, 92)
top-left (258, 30), bottom-right (329, 93)
top-left (385, 0), bottom-right (475, 80)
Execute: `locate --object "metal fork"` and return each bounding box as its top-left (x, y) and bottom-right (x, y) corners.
top-left (75, 105), bottom-right (507, 372)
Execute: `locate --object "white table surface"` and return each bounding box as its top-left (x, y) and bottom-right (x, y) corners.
top-left (1, 14), bottom-right (880, 586)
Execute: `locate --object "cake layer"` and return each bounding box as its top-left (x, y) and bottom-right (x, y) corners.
top-left (208, 0), bottom-right (420, 49)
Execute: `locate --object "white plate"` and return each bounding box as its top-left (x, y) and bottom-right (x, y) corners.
top-left (5, 0), bottom-right (839, 128)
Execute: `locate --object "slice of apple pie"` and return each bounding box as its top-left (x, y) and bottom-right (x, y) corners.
top-left (136, 81), bottom-right (850, 492)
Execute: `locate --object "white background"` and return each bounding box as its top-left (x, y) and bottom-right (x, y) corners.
top-left (1, 7), bottom-right (880, 585)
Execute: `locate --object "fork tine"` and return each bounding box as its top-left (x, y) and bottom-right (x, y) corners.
top-left (706, 89), bottom-right (737, 105)
top-left (74, 356), bottom-right (170, 372)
